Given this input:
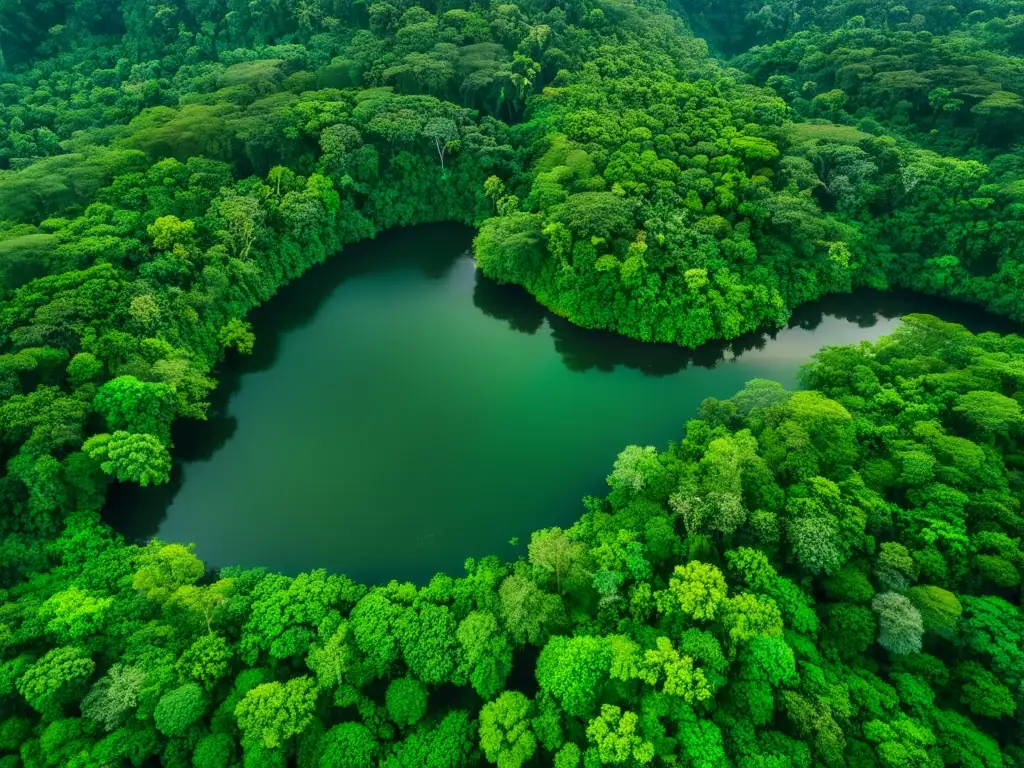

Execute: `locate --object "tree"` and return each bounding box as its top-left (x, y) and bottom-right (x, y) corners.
top-left (906, 586), bottom-right (961, 639)
top-left (662, 562), bottom-right (727, 621)
top-left (473, 212), bottom-right (545, 285)
top-left (786, 515), bottom-right (844, 575)
top-left (528, 527), bottom-right (584, 593)
top-left (391, 710), bottom-right (476, 767)
top-left (235, 677), bottom-right (319, 750)
top-left (720, 593), bottom-right (784, 645)
top-left (954, 391), bottom-right (1022, 437)
top-left (318, 722), bottom-right (379, 768)
top-left (457, 611), bottom-right (512, 699)
top-left (93, 375), bottom-right (175, 442)
top-left (16, 647), bottom-right (95, 716)
top-left (478, 692), bottom-right (536, 768)
top-left (826, 604), bottom-right (876, 659)
top-left (637, 637), bottom-right (712, 703)
top-left (585, 705), bottom-right (655, 765)
top-left (178, 634), bottom-right (234, 690)
top-left (607, 446), bottom-right (662, 502)
top-left (193, 733), bottom-right (236, 768)
top-left (555, 742), bottom-right (582, 768)
top-left (386, 678), bottom-right (428, 727)
top-left (959, 663), bottom-right (1016, 719)
top-left (219, 318), bottom-right (256, 356)
top-left (67, 353), bottom-right (103, 388)
top-left (536, 636), bottom-right (611, 718)
top-left (80, 665), bottom-right (146, 732)
top-left (306, 622), bottom-right (353, 692)
top-left (212, 191), bottom-right (266, 261)
top-left (132, 542), bottom-right (204, 601)
top-left (498, 575), bottom-right (562, 645)
top-left (39, 587), bottom-right (112, 642)
top-left (422, 117), bottom-right (458, 170)
top-left (83, 431), bottom-right (172, 486)
top-left (154, 683), bottom-right (206, 737)
top-left (725, 548), bottom-right (777, 591)
top-left (349, 592), bottom-right (402, 675)
top-left (397, 603), bottom-right (459, 685)
top-left (872, 592), bottom-right (924, 655)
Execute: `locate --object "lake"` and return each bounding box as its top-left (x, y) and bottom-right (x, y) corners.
top-left (104, 224), bottom-right (1020, 583)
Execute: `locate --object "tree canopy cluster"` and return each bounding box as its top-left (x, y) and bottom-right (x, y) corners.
top-left (2, 0), bottom-right (1024, 765)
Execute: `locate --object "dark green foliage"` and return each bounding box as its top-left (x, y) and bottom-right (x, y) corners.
top-left (385, 677), bottom-right (428, 727)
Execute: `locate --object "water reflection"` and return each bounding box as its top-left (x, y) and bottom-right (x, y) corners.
top-left (471, 265), bottom-right (1019, 377)
top-left (103, 224), bottom-right (1020, 573)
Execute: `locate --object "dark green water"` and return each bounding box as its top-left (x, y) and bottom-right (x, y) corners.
top-left (105, 224), bottom-right (1019, 583)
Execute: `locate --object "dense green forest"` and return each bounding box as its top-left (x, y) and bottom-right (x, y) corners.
top-left (1, 0), bottom-right (1024, 765)
top-left (4, 317), bottom-right (1024, 767)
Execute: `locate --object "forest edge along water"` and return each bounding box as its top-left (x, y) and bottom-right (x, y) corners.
top-left (104, 224), bottom-right (1021, 584)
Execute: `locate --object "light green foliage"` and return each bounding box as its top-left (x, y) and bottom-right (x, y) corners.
top-left (219, 319), bottom-right (256, 356)
top-left (235, 677), bottom-right (318, 750)
top-left (479, 691), bottom-right (536, 768)
top-left (397, 603), bottom-right (459, 685)
top-left (457, 611), bottom-right (512, 699)
top-left (132, 542), bottom-right (205, 602)
top-left (906, 586), bottom-right (961, 638)
top-left (863, 717), bottom-right (937, 768)
top-left (663, 562), bottom-right (727, 620)
top-left (349, 592), bottom-right (402, 675)
top-left (83, 431), bottom-right (172, 486)
top-left (954, 392), bottom-right (1022, 437)
top-left (607, 446), bottom-right (662, 502)
top-left (93, 375), bottom-right (176, 441)
top-left (81, 664), bottom-right (145, 732)
top-left (16, 647), bottom-right (94, 715)
top-left (306, 622), bottom-right (353, 692)
top-left (528, 527), bottom-right (584, 592)
top-left (721, 593), bottom-right (784, 645)
top-left (725, 548), bottom-right (777, 591)
top-left (555, 742), bottom-right (582, 768)
top-left (39, 587), bottom-right (112, 642)
top-left (178, 634), bottom-right (234, 689)
top-left (243, 570), bottom-right (354, 665)
top-left (637, 638), bottom-right (712, 703)
top-left (740, 636), bottom-right (796, 688)
top-left (537, 636), bottom-right (611, 718)
top-left (872, 593), bottom-right (924, 655)
top-left (498, 575), bottom-right (562, 645)
top-left (585, 705), bottom-right (654, 765)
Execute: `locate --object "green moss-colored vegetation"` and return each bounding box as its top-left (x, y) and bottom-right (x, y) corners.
top-left (2, 0), bottom-right (1024, 764)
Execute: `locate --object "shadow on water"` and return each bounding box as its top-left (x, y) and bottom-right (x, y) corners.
top-left (104, 221), bottom-right (1022, 552)
top-left (472, 269), bottom-right (1021, 377)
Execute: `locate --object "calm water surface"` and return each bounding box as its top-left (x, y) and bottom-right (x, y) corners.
top-left (105, 225), bottom-right (1019, 582)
